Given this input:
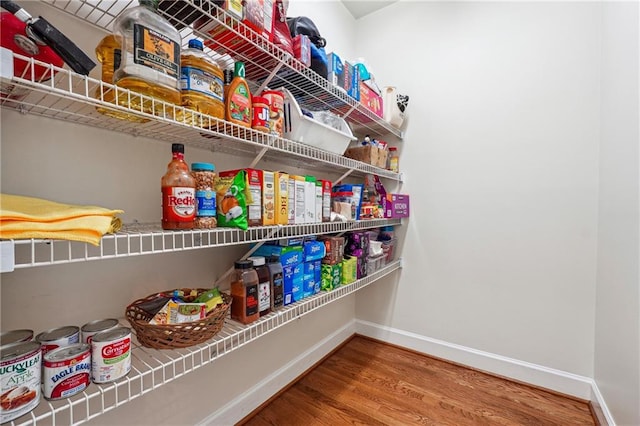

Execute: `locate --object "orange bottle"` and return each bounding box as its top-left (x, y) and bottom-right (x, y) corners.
top-left (161, 143), bottom-right (196, 230)
top-left (225, 61), bottom-right (252, 128)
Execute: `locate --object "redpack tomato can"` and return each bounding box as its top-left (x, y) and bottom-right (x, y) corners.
top-left (90, 327), bottom-right (131, 384)
top-left (251, 96), bottom-right (270, 133)
top-left (43, 344), bottom-right (91, 400)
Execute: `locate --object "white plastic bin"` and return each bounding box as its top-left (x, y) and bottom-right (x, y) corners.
top-left (282, 88), bottom-right (357, 155)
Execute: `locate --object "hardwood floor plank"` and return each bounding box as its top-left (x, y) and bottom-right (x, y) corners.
top-left (241, 336), bottom-right (595, 426)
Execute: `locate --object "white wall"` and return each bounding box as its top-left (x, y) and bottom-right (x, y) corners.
top-left (353, 1), bottom-right (601, 377)
top-left (595, 2), bottom-right (640, 425)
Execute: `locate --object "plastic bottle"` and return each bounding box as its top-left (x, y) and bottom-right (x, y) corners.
top-left (225, 61), bottom-right (252, 128)
top-left (94, 34), bottom-right (149, 123)
top-left (161, 143), bottom-right (196, 230)
top-left (388, 147), bottom-right (399, 173)
top-left (191, 162), bottom-right (217, 229)
top-left (230, 260), bottom-right (259, 324)
top-left (267, 255), bottom-right (284, 310)
top-left (248, 256), bottom-right (271, 317)
top-left (179, 39), bottom-right (224, 125)
top-left (112, 0), bottom-right (181, 115)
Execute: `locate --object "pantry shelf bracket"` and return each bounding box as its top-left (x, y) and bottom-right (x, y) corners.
top-left (340, 104), bottom-right (358, 121)
top-left (335, 168), bottom-right (355, 185)
top-left (256, 61), bottom-right (286, 94)
top-left (249, 146), bottom-right (269, 169)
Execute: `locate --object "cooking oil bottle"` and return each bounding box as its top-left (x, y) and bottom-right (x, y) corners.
top-left (178, 39), bottom-right (224, 127)
top-left (112, 0), bottom-right (181, 118)
top-left (94, 34), bottom-right (149, 123)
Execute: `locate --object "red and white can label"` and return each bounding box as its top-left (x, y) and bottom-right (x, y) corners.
top-left (43, 347), bottom-right (90, 400)
top-left (91, 335), bottom-right (131, 383)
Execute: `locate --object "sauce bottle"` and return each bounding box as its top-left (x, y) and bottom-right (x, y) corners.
top-left (267, 255), bottom-right (284, 310)
top-left (248, 256), bottom-right (271, 317)
top-left (161, 143), bottom-right (196, 230)
top-left (388, 147), bottom-right (399, 172)
top-left (112, 0), bottom-right (181, 115)
top-left (230, 260), bottom-right (259, 324)
top-left (179, 39), bottom-right (224, 125)
top-left (225, 61), bottom-right (252, 128)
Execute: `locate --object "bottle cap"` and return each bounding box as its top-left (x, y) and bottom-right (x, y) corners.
top-left (234, 61), bottom-right (246, 78)
top-left (191, 162), bottom-right (215, 171)
top-left (171, 143), bottom-right (184, 153)
top-left (247, 256), bottom-right (266, 266)
top-left (234, 260), bottom-right (253, 269)
top-left (188, 39), bottom-right (204, 51)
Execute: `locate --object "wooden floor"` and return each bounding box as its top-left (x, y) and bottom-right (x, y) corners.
top-left (241, 335), bottom-right (596, 426)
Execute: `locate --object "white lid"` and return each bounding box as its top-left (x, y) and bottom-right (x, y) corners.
top-left (247, 256), bottom-right (266, 266)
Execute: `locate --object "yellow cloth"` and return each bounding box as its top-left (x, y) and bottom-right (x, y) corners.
top-left (0, 194), bottom-right (124, 246)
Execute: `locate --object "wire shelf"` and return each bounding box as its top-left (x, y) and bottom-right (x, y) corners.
top-left (5, 219), bottom-right (401, 270)
top-left (40, 0), bottom-right (403, 139)
top-left (8, 259), bottom-right (402, 426)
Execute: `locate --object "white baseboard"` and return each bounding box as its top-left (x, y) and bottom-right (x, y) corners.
top-left (197, 320), bottom-right (356, 426)
top-left (356, 319), bottom-right (616, 425)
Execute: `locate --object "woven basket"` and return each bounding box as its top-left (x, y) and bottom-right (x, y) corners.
top-left (125, 289), bottom-right (232, 349)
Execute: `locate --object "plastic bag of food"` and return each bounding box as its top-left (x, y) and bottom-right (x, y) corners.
top-left (215, 170), bottom-right (250, 230)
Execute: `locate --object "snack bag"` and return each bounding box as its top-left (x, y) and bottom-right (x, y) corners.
top-left (215, 170), bottom-right (251, 230)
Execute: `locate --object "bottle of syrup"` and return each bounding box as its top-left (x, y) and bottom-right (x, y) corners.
top-left (230, 260), bottom-right (259, 324)
top-left (248, 256), bottom-right (271, 317)
top-left (161, 143), bottom-right (196, 230)
top-left (225, 61), bottom-right (252, 128)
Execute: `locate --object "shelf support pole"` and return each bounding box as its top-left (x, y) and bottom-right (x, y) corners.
top-left (249, 146), bottom-right (269, 169)
top-left (256, 61), bottom-right (286, 94)
top-left (335, 168), bottom-right (355, 185)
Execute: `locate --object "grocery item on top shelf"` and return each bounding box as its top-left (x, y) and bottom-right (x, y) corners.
top-left (225, 61), bottom-right (252, 129)
top-left (286, 16), bottom-right (328, 79)
top-left (292, 34), bottom-right (311, 66)
top-left (332, 183), bottom-right (364, 220)
top-left (282, 88), bottom-right (356, 154)
top-left (344, 136), bottom-right (389, 168)
top-left (112, 0), bottom-right (181, 115)
top-left (359, 80), bottom-right (384, 117)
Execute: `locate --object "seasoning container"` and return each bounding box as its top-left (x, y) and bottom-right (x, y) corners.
top-left (43, 343), bottom-right (91, 400)
top-left (191, 162), bottom-right (217, 229)
top-left (0, 329), bottom-right (33, 346)
top-left (81, 319), bottom-right (120, 344)
top-left (162, 143), bottom-right (196, 230)
top-left (388, 147), bottom-right (399, 173)
top-left (248, 256), bottom-right (271, 317)
top-left (251, 95), bottom-right (270, 133)
top-left (0, 341), bottom-right (41, 424)
top-left (266, 255), bottom-right (284, 310)
top-left (230, 260), bottom-right (259, 324)
top-left (262, 90), bottom-right (284, 137)
top-left (225, 61), bottom-right (252, 129)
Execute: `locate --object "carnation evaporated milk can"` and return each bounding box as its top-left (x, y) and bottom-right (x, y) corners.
top-left (0, 341), bottom-right (41, 424)
top-left (81, 319), bottom-right (119, 344)
top-left (91, 327), bottom-right (131, 384)
top-left (43, 344), bottom-right (91, 400)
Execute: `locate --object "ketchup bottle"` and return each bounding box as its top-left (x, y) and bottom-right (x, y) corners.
top-left (161, 143), bottom-right (196, 230)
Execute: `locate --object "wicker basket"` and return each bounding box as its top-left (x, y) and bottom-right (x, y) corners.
top-left (125, 289), bottom-right (232, 349)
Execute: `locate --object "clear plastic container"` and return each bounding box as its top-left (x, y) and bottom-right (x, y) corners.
top-left (230, 260), bottom-right (259, 324)
top-left (180, 39), bottom-right (224, 123)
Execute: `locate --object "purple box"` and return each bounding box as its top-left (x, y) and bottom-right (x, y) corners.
top-left (383, 194), bottom-right (410, 218)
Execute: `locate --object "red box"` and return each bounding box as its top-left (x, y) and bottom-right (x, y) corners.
top-left (382, 194), bottom-right (410, 218)
top-left (293, 34), bottom-right (311, 67)
top-left (359, 81), bottom-right (383, 117)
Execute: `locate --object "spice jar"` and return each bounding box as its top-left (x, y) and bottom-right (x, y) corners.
top-left (191, 162), bottom-right (217, 229)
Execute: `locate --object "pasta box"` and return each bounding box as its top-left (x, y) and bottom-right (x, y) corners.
top-left (382, 194), bottom-right (410, 218)
top-left (359, 81), bottom-right (383, 118)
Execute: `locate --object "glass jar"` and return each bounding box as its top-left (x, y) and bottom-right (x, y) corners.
top-left (191, 162), bottom-right (217, 229)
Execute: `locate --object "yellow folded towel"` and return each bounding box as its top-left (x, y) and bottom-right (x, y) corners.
top-left (0, 194), bottom-right (124, 246)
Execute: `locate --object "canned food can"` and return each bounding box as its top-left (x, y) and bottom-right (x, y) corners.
top-left (0, 330), bottom-right (33, 347)
top-left (251, 95), bottom-right (270, 133)
top-left (81, 319), bottom-right (119, 344)
top-left (35, 326), bottom-right (80, 357)
top-left (43, 344), bottom-right (91, 400)
top-left (91, 327), bottom-right (131, 384)
top-left (0, 342), bottom-right (41, 424)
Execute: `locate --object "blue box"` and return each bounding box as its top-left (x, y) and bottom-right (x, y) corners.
top-left (327, 52), bottom-right (344, 88)
top-left (284, 263), bottom-right (304, 305)
top-left (344, 60), bottom-right (360, 101)
top-left (252, 245), bottom-right (303, 267)
top-left (303, 240), bottom-right (326, 262)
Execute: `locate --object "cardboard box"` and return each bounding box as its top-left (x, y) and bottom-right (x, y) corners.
top-left (359, 81), bottom-right (383, 118)
top-left (252, 244), bottom-right (303, 267)
top-left (283, 263), bottom-right (303, 305)
top-left (343, 60), bottom-right (360, 100)
top-left (275, 172), bottom-right (288, 225)
top-left (321, 263), bottom-right (342, 291)
top-left (293, 34), bottom-right (311, 67)
top-left (288, 175), bottom-right (296, 224)
top-left (320, 180), bottom-right (332, 222)
top-left (303, 240), bottom-right (326, 262)
top-left (382, 193), bottom-right (410, 218)
top-left (327, 52), bottom-right (344, 88)
top-left (302, 260), bottom-right (321, 298)
top-left (344, 145), bottom-right (388, 169)
top-left (332, 183), bottom-right (364, 220)
top-left (304, 176), bottom-right (316, 223)
top-left (341, 256), bottom-right (357, 284)
top-left (218, 169), bottom-right (263, 226)
top-left (262, 170), bottom-right (275, 225)
top-left (318, 236), bottom-right (344, 265)
top-left (294, 175), bottom-right (306, 224)
top-left (315, 181), bottom-right (323, 224)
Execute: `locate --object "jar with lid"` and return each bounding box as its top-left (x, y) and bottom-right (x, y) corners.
top-left (230, 260), bottom-right (259, 324)
top-left (247, 256), bottom-right (270, 317)
top-left (191, 162), bottom-right (217, 229)
top-left (388, 147), bottom-right (399, 173)
top-left (266, 255), bottom-right (284, 310)
top-left (161, 143), bottom-right (195, 230)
